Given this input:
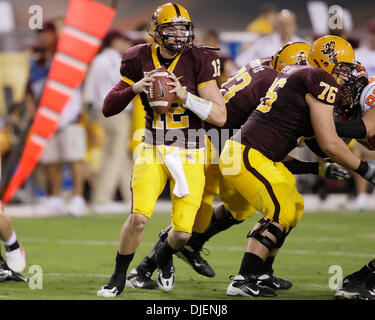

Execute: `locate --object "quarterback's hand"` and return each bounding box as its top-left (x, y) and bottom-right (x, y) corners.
top-left (166, 70), bottom-right (187, 102)
top-left (319, 162), bottom-right (351, 180)
top-left (132, 70), bottom-right (157, 94)
top-left (359, 160), bottom-right (375, 185)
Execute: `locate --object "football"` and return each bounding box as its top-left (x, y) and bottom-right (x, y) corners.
top-left (147, 66), bottom-right (175, 114)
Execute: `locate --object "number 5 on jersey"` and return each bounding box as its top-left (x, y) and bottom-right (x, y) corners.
top-left (256, 78), bottom-right (287, 113)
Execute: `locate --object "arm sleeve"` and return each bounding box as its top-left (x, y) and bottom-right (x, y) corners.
top-left (283, 158), bottom-right (319, 175)
top-left (102, 46), bottom-right (141, 117)
top-left (335, 119), bottom-right (367, 139)
top-left (102, 80), bottom-right (136, 117)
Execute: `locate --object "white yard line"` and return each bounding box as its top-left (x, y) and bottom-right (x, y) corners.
top-left (224, 247), bottom-right (374, 258)
top-left (44, 272), bottom-right (110, 278)
top-left (282, 249), bottom-right (374, 258)
top-left (20, 236), bottom-right (375, 259)
top-left (21, 237), bottom-right (119, 246)
top-left (21, 235), bottom-right (369, 247)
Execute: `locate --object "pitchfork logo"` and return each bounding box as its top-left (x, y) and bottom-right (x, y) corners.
top-left (321, 41), bottom-right (338, 64)
top-left (295, 51), bottom-right (307, 65)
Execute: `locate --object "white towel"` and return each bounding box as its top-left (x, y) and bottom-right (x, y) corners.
top-left (160, 146), bottom-right (190, 198)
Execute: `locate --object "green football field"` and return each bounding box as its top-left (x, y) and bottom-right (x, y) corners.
top-left (1, 209), bottom-right (374, 300)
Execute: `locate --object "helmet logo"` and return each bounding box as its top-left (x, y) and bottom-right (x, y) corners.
top-left (172, 16), bottom-right (188, 23)
top-left (295, 51), bottom-right (307, 65)
top-left (321, 41), bottom-right (338, 64)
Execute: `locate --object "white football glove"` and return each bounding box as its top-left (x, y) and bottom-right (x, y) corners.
top-left (319, 162), bottom-right (351, 180)
top-left (360, 160), bottom-right (375, 185)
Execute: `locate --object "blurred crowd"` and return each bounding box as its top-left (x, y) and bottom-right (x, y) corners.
top-left (1, 2), bottom-right (375, 214)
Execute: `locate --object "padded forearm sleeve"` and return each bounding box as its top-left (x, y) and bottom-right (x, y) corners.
top-left (335, 119), bottom-right (367, 139)
top-left (283, 159), bottom-right (319, 175)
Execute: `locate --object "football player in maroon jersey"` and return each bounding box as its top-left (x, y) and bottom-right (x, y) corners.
top-left (270, 61), bottom-right (375, 300)
top-left (219, 35), bottom-right (375, 298)
top-left (97, 3), bottom-right (226, 297)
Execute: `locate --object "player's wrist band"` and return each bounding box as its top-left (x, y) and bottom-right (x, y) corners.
top-left (355, 160), bottom-right (368, 175)
top-left (183, 92), bottom-right (212, 120)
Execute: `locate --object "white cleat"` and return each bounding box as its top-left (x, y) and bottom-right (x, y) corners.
top-left (226, 274), bottom-right (277, 297)
top-left (6, 247), bottom-right (26, 273)
top-left (125, 268), bottom-right (158, 289)
top-left (157, 266), bottom-right (175, 292)
top-left (97, 285), bottom-right (119, 298)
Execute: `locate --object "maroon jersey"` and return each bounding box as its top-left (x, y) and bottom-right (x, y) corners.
top-left (205, 57), bottom-right (277, 151)
top-left (222, 57), bottom-right (276, 130)
top-left (234, 65), bottom-right (339, 161)
top-left (120, 43), bottom-right (220, 149)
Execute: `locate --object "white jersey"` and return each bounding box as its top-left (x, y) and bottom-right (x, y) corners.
top-left (360, 80), bottom-right (375, 115)
top-left (358, 80), bottom-right (375, 149)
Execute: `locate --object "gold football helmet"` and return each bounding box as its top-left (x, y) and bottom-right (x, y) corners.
top-left (307, 35), bottom-right (355, 75)
top-left (151, 3), bottom-right (194, 53)
top-left (271, 42), bottom-right (311, 72)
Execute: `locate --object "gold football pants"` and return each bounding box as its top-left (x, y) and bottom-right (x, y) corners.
top-left (219, 139), bottom-right (304, 230)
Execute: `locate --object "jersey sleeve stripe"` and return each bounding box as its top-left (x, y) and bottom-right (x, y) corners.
top-left (122, 76), bottom-right (135, 85)
top-left (305, 93), bottom-right (312, 104)
top-left (151, 45), bottom-right (161, 69)
top-left (197, 79), bottom-right (215, 90)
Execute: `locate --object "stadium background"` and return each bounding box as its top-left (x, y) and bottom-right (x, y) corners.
top-left (0, 0), bottom-right (375, 302)
top-left (8, 0), bottom-right (375, 31)
top-left (2, 0), bottom-right (375, 213)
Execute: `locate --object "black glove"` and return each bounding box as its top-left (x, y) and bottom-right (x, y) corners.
top-left (355, 160), bottom-right (375, 185)
top-left (319, 162), bottom-right (351, 180)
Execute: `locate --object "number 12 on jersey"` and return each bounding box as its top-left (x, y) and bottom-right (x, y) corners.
top-left (212, 59), bottom-right (221, 77)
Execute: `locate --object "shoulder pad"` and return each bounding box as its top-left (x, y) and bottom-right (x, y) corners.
top-left (305, 66), bottom-right (336, 83)
top-left (121, 43), bottom-right (150, 62)
top-left (190, 45), bottom-right (220, 64)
